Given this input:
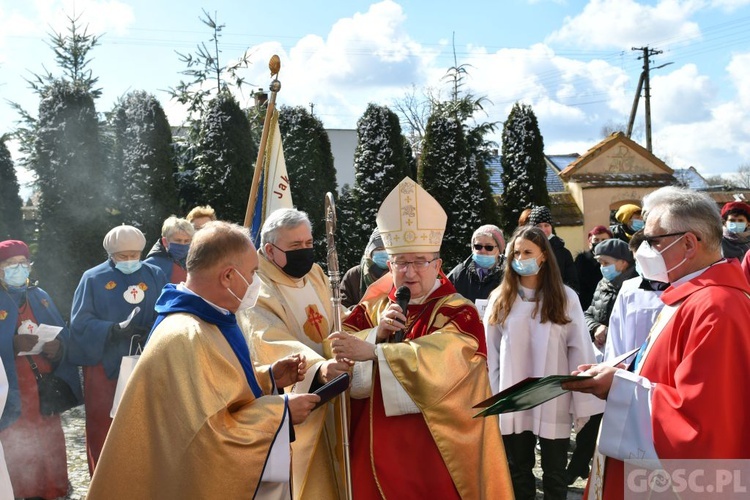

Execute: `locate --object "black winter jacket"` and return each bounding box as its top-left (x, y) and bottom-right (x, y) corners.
top-left (574, 250), bottom-right (602, 310)
top-left (549, 235), bottom-right (580, 294)
top-left (584, 265), bottom-right (638, 338)
top-left (447, 254), bottom-right (505, 303)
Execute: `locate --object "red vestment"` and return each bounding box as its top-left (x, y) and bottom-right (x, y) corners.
top-left (343, 275), bottom-right (512, 499)
top-left (0, 303), bottom-right (68, 498)
top-left (593, 260), bottom-right (750, 499)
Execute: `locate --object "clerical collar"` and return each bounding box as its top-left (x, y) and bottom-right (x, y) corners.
top-left (177, 283), bottom-right (231, 315)
top-left (410, 279), bottom-right (441, 305)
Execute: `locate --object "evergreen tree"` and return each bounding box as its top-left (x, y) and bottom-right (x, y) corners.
top-left (500, 102), bottom-right (549, 234)
top-left (278, 105), bottom-right (337, 266)
top-left (0, 138), bottom-right (24, 240)
top-left (418, 113), bottom-right (474, 268)
top-left (403, 138), bottom-right (418, 180)
top-left (192, 92), bottom-right (255, 223)
top-left (349, 104), bottom-right (410, 254)
top-left (11, 17), bottom-right (108, 317)
top-left (335, 184), bottom-right (360, 272)
top-left (169, 10), bottom-right (253, 211)
top-left (110, 91), bottom-right (179, 242)
top-left (33, 80), bottom-right (108, 315)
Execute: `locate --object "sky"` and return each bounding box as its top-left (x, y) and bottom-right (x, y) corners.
top-left (2, 0), bottom-right (750, 196)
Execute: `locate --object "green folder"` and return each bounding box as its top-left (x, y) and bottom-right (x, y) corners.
top-left (473, 374), bottom-right (592, 417)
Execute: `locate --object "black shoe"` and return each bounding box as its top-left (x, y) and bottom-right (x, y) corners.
top-left (565, 467), bottom-right (589, 486)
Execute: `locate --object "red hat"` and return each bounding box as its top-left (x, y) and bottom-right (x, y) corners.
top-left (588, 225), bottom-right (614, 238)
top-left (0, 240), bottom-right (30, 263)
top-left (721, 201), bottom-right (750, 220)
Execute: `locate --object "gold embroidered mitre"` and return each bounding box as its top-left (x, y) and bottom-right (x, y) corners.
top-left (376, 177), bottom-right (447, 255)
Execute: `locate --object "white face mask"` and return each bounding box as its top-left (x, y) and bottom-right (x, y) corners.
top-left (634, 235), bottom-right (686, 284)
top-left (227, 269), bottom-right (262, 312)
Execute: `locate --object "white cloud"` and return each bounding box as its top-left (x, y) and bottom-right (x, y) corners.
top-left (547, 0), bottom-right (703, 49)
top-left (650, 63), bottom-right (715, 125)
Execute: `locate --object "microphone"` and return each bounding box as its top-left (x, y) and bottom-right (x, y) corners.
top-left (393, 286), bottom-right (410, 342)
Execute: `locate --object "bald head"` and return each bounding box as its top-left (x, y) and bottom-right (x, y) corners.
top-left (185, 221), bottom-right (259, 312)
top-left (187, 221), bottom-right (254, 274)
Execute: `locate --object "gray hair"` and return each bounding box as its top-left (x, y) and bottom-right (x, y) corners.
top-left (642, 186), bottom-right (722, 252)
top-left (260, 208), bottom-right (312, 247)
top-left (161, 216), bottom-right (195, 239)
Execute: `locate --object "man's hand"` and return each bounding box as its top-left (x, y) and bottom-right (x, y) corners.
top-left (287, 393), bottom-right (320, 425)
top-left (376, 303), bottom-right (407, 342)
top-left (272, 353), bottom-right (307, 388)
top-left (13, 334), bottom-right (38, 355)
top-left (41, 339), bottom-right (62, 361)
top-left (593, 325), bottom-right (608, 348)
top-left (561, 363), bottom-right (620, 400)
top-left (329, 331), bottom-right (376, 362)
top-left (318, 358), bottom-right (353, 384)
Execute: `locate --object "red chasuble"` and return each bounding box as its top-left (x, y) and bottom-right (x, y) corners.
top-left (594, 260), bottom-right (750, 499)
top-left (343, 275), bottom-right (508, 499)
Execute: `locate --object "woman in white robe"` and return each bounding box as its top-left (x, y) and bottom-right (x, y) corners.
top-left (484, 226), bottom-right (603, 500)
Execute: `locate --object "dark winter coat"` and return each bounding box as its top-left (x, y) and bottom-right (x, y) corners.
top-left (721, 230), bottom-right (750, 261)
top-left (144, 238), bottom-right (185, 284)
top-left (447, 254), bottom-right (506, 303)
top-left (549, 235), bottom-right (579, 294)
top-left (610, 223), bottom-right (634, 243)
top-left (574, 250), bottom-right (602, 310)
top-left (339, 261), bottom-right (387, 309)
top-left (584, 265), bottom-right (638, 339)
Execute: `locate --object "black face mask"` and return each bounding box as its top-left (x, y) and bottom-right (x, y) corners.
top-left (277, 247), bottom-right (315, 279)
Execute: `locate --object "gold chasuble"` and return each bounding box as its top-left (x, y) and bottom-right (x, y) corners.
top-left (343, 277), bottom-right (514, 499)
top-left (87, 312), bottom-right (287, 499)
top-left (238, 256), bottom-right (344, 500)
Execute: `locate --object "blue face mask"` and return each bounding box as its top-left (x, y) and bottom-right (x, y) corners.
top-left (511, 257), bottom-right (541, 276)
top-left (115, 259), bottom-right (143, 275)
top-left (631, 219), bottom-right (645, 231)
top-left (472, 253), bottom-right (496, 269)
top-left (2, 264), bottom-right (30, 287)
top-left (371, 251), bottom-right (389, 270)
top-left (601, 263), bottom-right (621, 282)
top-left (168, 242), bottom-right (190, 261)
top-left (727, 221), bottom-right (747, 234)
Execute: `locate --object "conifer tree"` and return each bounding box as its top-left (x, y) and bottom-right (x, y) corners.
top-left (110, 91), bottom-right (179, 242)
top-left (349, 104), bottom-right (410, 254)
top-left (500, 102), bottom-right (549, 234)
top-left (0, 138), bottom-right (24, 240)
top-left (278, 105), bottom-right (337, 265)
top-left (12, 17), bottom-right (108, 316)
top-left (192, 92), bottom-right (255, 223)
top-left (418, 113), bottom-right (474, 268)
top-left (335, 184), bottom-right (360, 271)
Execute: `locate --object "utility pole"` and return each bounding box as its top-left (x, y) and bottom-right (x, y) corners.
top-left (628, 46), bottom-right (664, 152)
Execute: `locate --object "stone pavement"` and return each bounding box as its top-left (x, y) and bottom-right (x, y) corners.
top-left (60, 406), bottom-right (586, 499)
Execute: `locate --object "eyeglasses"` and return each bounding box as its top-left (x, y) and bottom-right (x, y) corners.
top-left (390, 258), bottom-right (438, 272)
top-left (642, 231), bottom-right (699, 248)
top-left (473, 244), bottom-right (496, 251)
top-left (1, 262), bottom-right (31, 272)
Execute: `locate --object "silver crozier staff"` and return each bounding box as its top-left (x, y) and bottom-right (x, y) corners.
top-left (324, 192), bottom-right (353, 500)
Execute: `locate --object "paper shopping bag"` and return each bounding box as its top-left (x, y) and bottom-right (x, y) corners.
top-left (110, 354), bottom-right (140, 418)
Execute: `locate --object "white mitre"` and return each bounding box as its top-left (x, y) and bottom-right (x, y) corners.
top-left (375, 177), bottom-right (447, 255)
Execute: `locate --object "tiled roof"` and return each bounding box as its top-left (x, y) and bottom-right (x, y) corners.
top-left (487, 154), bottom-right (574, 195)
